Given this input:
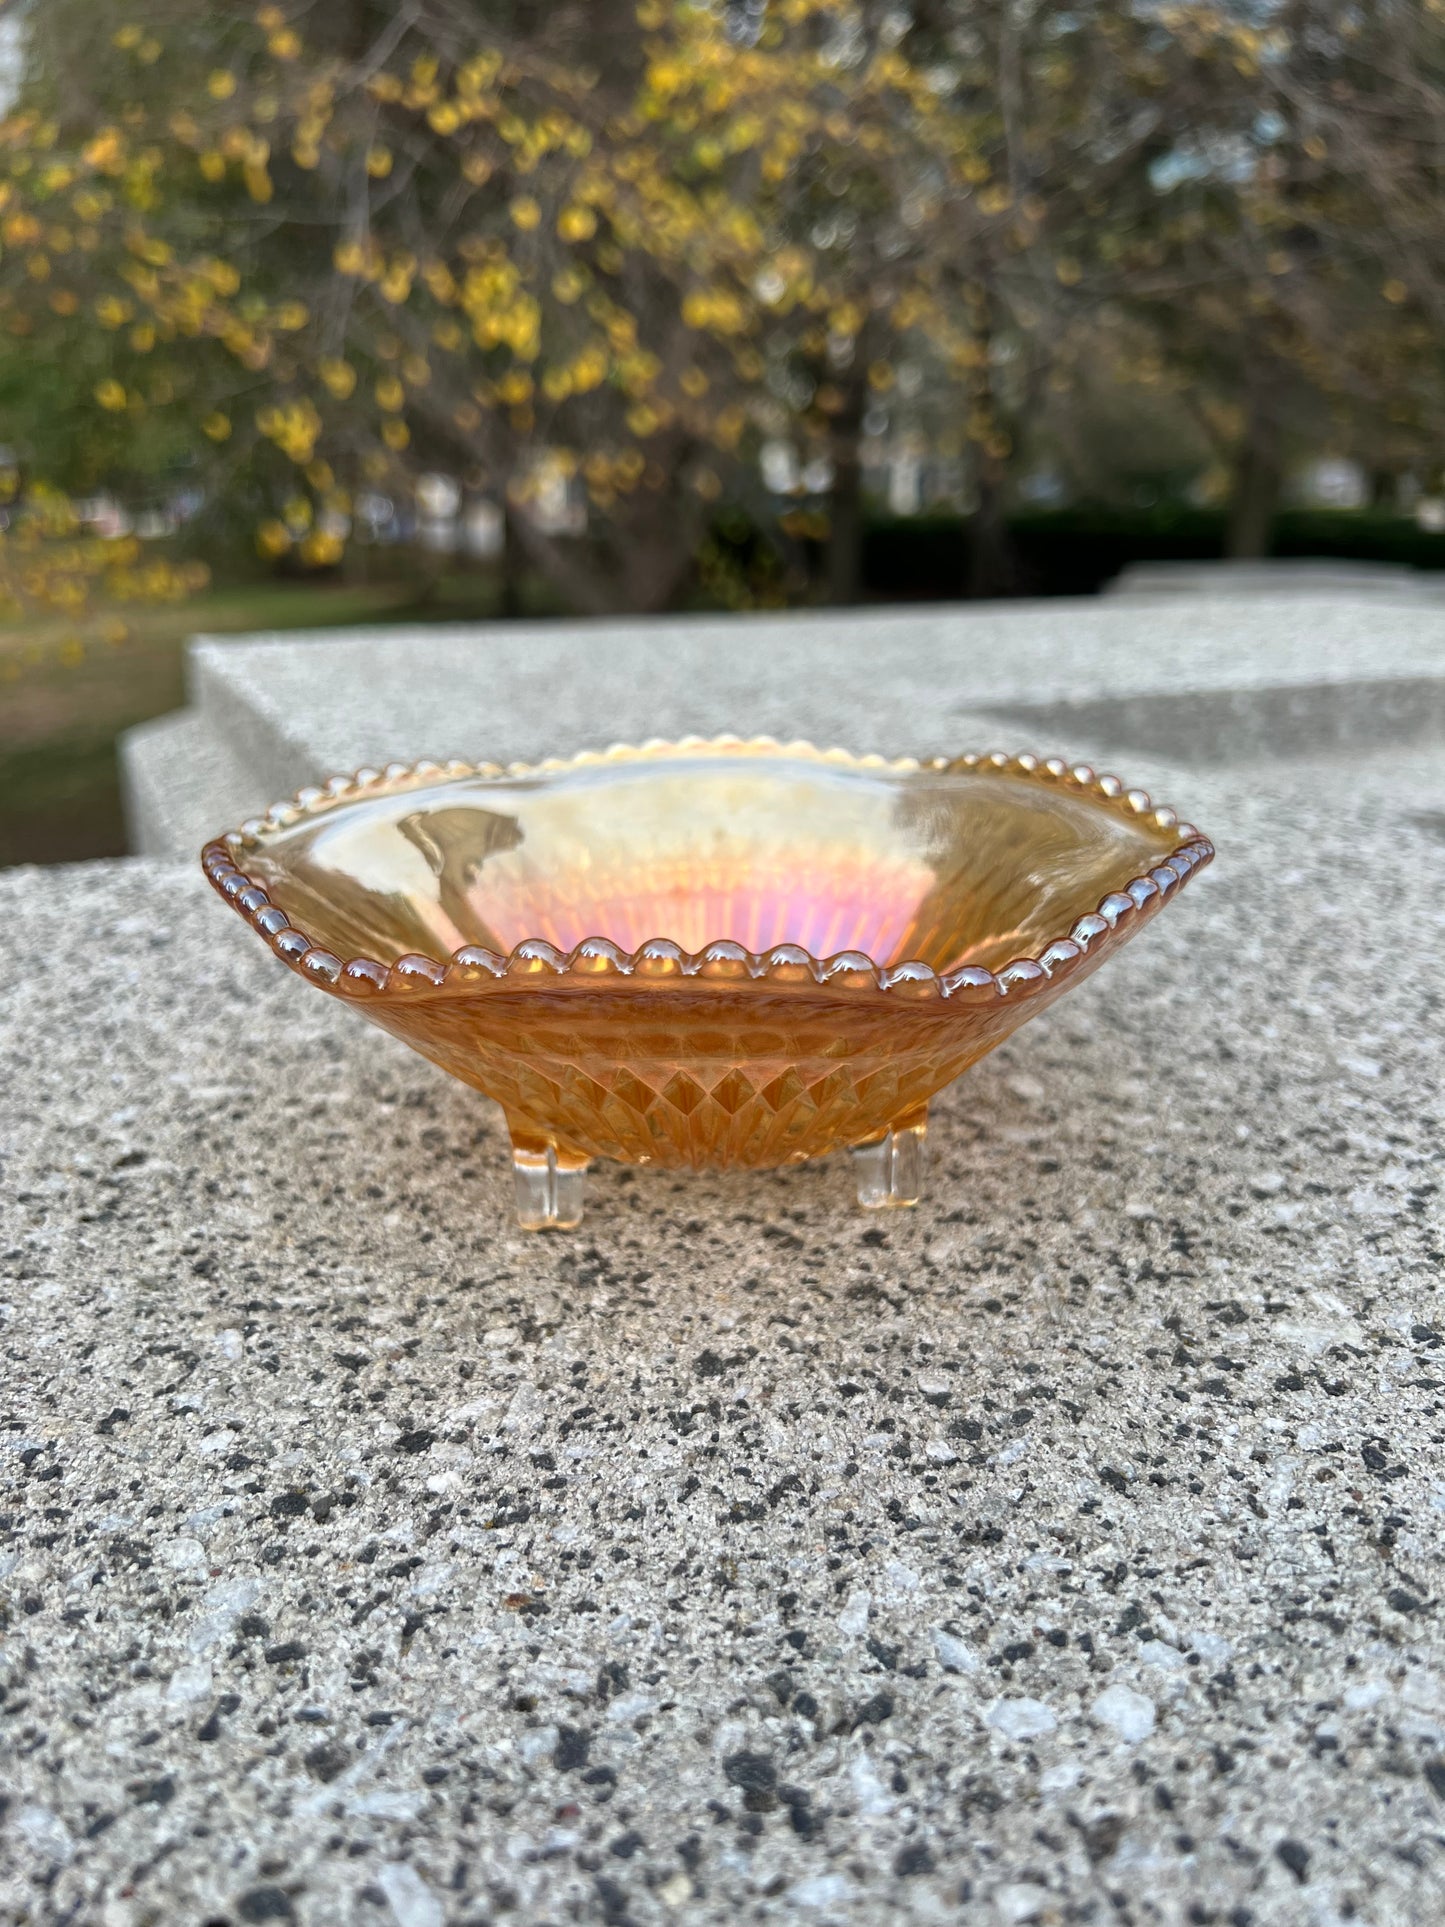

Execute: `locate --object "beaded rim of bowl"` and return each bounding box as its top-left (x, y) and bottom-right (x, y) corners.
top-left (201, 736), bottom-right (1214, 1006)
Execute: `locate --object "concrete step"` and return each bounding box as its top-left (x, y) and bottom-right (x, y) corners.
top-left (182, 596), bottom-right (1445, 787)
top-left (1107, 557), bottom-right (1445, 599)
top-left (119, 708), bottom-right (278, 859)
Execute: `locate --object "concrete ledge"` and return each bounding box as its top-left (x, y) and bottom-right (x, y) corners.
top-left (983, 671), bottom-right (1445, 767)
top-left (120, 595), bottom-right (1445, 851)
top-left (3, 741), bottom-right (1444, 1923)
top-left (120, 708), bottom-right (278, 860)
top-left (1108, 558), bottom-right (1445, 600)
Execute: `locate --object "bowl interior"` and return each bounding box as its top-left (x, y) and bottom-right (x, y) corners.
top-left (239, 751), bottom-right (1182, 973)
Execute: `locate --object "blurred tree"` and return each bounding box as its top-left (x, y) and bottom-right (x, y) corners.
top-left (0, 0), bottom-right (1011, 612)
top-left (1050, 0), bottom-right (1445, 555)
top-left (850, 2), bottom-right (1230, 590)
top-left (2, 0), bottom-right (1444, 615)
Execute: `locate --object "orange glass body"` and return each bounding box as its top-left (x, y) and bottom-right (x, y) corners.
top-left (203, 739), bottom-right (1212, 1217)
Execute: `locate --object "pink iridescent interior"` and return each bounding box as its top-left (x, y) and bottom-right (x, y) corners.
top-left (238, 750), bottom-right (1183, 976)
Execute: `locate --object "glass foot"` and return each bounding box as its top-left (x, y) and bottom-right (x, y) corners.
top-left (853, 1111), bottom-right (927, 1210)
top-left (510, 1129), bottom-right (590, 1231)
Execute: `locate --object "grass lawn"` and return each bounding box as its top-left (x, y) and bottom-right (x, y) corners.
top-left (0, 572), bottom-right (521, 868)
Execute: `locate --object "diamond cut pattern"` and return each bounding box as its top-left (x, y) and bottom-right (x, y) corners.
top-left (364, 979), bottom-right (1073, 1170)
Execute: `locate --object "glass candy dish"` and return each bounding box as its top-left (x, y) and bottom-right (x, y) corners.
top-left (202, 738), bottom-right (1213, 1229)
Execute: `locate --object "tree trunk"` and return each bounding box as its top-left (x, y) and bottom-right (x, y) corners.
top-left (618, 516), bottom-right (703, 612)
top-left (826, 367), bottom-right (869, 607)
top-left (969, 456), bottom-right (1013, 599)
top-left (962, 292), bottom-right (1017, 599)
top-left (499, 501), bottom-right (526, 619)
top-left (1227, 401), bottom-right (1281, 559)
top-left (500, 483), bottom-right (700, 617)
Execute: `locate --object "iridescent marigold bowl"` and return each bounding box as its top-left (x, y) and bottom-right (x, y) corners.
top-left (202, 738), bottom-right (1213, 1229)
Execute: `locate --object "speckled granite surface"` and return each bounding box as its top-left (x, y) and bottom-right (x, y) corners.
top-left (3, 748), bottom-right (1444, 1926)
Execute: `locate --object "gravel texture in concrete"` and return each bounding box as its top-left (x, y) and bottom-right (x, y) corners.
top-left (3, 742), bottom-right (1444, 1926)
